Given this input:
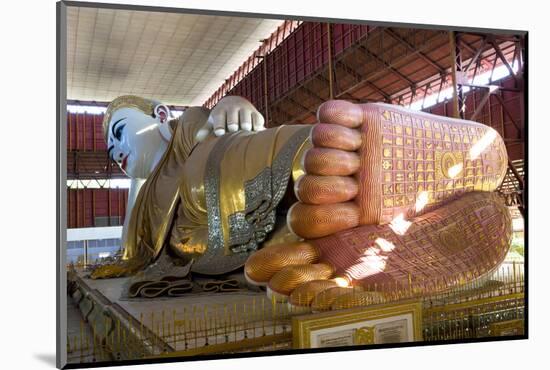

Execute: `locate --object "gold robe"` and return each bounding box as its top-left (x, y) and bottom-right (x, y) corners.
top-left (123, 107), bottom-right (312, 275)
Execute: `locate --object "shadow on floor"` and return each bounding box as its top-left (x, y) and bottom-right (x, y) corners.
top-left (33, 353), bottom-right (56, 367)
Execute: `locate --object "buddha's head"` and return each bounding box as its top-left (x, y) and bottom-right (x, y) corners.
top-left (102, 95), bottom-right (173, 179)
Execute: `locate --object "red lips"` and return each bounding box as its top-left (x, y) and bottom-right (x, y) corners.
top-left (121, 155), bottom-right (128, 171)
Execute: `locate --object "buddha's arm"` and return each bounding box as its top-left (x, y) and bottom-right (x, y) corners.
top-left (168, 123), bottom-right (312, 275)
top-left (121, 178), bottom-right (145, 247)
top-left (90, 177), bottom-right (148, 278)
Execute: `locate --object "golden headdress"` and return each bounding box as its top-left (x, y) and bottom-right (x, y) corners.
top-left (102, 95), bottom-right (160, 142)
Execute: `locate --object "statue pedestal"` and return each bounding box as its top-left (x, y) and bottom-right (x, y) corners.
top-left (67, 269), bottom-right (293, 363)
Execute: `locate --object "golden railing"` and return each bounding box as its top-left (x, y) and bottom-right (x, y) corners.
top-left (67, 261), bottom-right (525, 364)
top-left (67, 290), bottom-right (297, 363)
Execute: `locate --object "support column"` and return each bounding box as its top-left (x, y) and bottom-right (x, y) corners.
top-left (84, 240), bottom-right (89, 267)
top-left (107, 188), bottom-right (112, 227)
top-left (263, 55), bottom-right (270, 127)
top-left (327, 23), bottom-right (334, 100)
top-left (449, 31), bottom-right (465, 119)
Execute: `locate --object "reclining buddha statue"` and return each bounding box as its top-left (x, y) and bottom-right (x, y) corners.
top-left (91, 94), bottom-right (512, 309)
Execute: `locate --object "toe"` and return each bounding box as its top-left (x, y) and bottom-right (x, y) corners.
top-left (267, 263), bottom-right (334, 301)
top-left (288, 279), bottom-right (339, 307)
top-left (312, 123), bottom-right (362, 151)
top-left (304, 148), bottom-right (360, 176)
top-left (329, 290), bottom-right (386, 310)
top-left (310, 286), bottom-right (363, 311)
top-left (287, 202), bottom-right (360, 239)
top-left (244, 242), bottom-right (319, 286)
top-left (294, 175), bottom-right (359, 205)
top-left (317, 100), bottom-right (364, 128)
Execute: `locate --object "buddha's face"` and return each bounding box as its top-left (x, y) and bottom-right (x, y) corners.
top-left (106, 107), bottom-right (167, 179)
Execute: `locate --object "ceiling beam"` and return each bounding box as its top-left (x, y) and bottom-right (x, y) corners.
top-left (463, 37), bottom-right (487, 72)
top-left (283, 95), bottom-right (316, 119)
top-left (384, 28), bottom-right (446, 75)
top-left (489, 37), bottom-right (519, 84)
top-left (315, 74), bottom-right (359, 102)
top-left (297, 83), bottom-right (326, 103)
top-left (457, 37), bottom-right (493, 70)
top-left (358, 44), bottom-right (416, 87)
top-left (335, 59), bottom-right (391, 102)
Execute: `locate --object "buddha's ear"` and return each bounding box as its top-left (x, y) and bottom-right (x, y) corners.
top-left (154, 104), bottom-right (173, 142)
top-left (154, 104), bottom-right (170, 123)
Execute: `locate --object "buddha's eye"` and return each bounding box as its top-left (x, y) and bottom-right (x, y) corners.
top-left (111, 117), bottom-right (127, 142)
top-left (115, 123), bottom-right (126, 141)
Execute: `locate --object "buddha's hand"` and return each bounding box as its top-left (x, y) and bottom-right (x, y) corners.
top-left (90, 263), bottom-right (129, 279)
top-left (89, 259), bottom-right (144, 279)
top-left (195, 96), bottom-right (265, 142)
